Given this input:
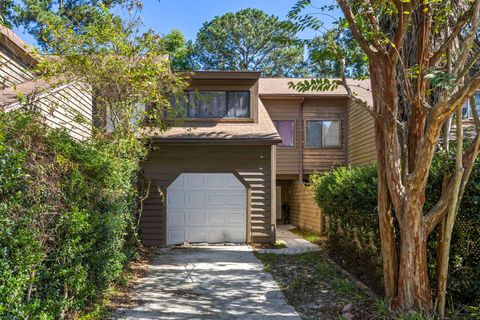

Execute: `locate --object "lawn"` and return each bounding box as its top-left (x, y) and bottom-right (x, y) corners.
top-left (255, 251), bottom-right (389, 320)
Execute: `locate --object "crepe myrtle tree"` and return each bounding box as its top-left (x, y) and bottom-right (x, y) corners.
top-left (34, 7), bottom-right (188, 137)
top-left (289, 0), bottom-right (480, 316)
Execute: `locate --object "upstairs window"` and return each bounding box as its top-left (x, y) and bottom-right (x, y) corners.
top-left (273, 120), bottom-right (295, 147)
top-left (306, 120), bottom-right (341, 148)
top-left (173, 90), bottom-right (250, 118)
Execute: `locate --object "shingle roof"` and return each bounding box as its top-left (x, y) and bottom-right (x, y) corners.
top-left (0, 77), bottom-right (65, 109)
top-left (144, 99), bottom-right (282, 144)
top-left (259, 78), bottom-right (373, 105)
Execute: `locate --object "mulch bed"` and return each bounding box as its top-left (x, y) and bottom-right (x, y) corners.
top-left (255, 251), bottom-right (391, 320)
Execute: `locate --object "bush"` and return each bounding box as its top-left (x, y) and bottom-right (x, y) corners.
top-left (0, 110), bottom-right (146, 318)
top-left (310, 156), bottom-right (480, 305)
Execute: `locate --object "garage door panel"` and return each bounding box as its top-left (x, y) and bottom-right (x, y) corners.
top-left (167, 173), bottom-right (247, 245)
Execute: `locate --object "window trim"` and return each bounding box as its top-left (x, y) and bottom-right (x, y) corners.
top-left (183, 89), bottom-right (252, 120)
top-left (273, 119), bottom-right (296, 148)
top-left (304, 119), bottom-right (342, 149)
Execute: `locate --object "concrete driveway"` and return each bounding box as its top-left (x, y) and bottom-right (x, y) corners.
top-left (112, 245), bottom-right (300, 320)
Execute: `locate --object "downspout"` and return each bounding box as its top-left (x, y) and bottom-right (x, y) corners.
top-left (299, 98), bottom-right (305, 184)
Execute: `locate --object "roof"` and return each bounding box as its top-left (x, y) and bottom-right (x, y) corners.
top-left (189, 71), bottom-right (261, 80)
top-left (0, 77), bottom-right (67, 110)
top-left (0, 26), bottom-right (37, 66)
top-left (259, 78), bottom-right (373, 105)
top-left (144, 99), bottom-right (282, 144)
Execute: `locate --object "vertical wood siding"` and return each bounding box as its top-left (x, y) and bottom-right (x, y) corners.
top-left (141, 144), bottom-right (274, 246)
top-left (263, 99), bottom-right (301, 175)
top-left (5, 82), bottom-right (93, 140)
top-left (302, 98), bottom-right (348, 172)
top-left (347, 98), bottom-right (376, 166)
top-left (289, 182), bottom-right (324, 234)
top-left (0, 47), bottom-right (34, 89)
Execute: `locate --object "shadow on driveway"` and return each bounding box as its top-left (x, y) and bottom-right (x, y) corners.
top-left (111, 245), bottom-right (300, 320)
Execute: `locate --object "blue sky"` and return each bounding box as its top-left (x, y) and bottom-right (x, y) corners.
top-left (14, 0), bottom-right (342, 46)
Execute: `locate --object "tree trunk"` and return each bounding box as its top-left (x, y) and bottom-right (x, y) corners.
top-left (376, 124), bottom-right (398, 303)
top-left (395, 203), bottom-right (431, 311)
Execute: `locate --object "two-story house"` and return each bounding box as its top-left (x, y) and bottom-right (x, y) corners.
top-left (140, 72), bottom-right (378, 246)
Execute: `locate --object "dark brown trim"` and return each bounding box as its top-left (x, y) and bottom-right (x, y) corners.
top-left (150, 139), bottom-right (281, 145)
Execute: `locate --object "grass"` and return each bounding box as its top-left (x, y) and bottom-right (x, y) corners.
top-left (256, 251), bottom-right (386, 319)
top-left (289, 227), bottom-right (323, 244)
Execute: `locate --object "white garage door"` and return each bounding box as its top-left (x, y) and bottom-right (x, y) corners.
top-left (166, 173), bottom-right (247, 245)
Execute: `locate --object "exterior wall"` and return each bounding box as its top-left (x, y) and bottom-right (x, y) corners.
top-left (289, 182), bottom-right (324, 234)
top-left (302, 98), bottom-right (348, 172)
top-left (5, 82), bottom-right (93, 140)
top-left (0, 46), bottom-right (34, 89)
top-left (347, 98), bottom-right (376, 166)
top-left (262, 98), bottom-right (302, 175)
top-left (141, 144), bottom-right (274, 246)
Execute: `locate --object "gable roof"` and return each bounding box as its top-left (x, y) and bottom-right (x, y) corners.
top-left (0, 26), bottom-right (37, 67)
top-left (144, 99), bottom-right (281, 144)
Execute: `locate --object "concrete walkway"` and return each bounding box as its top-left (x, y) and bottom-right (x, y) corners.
top-left (256, 224), bottom-right (321, 255)
top-left (112, 245), bottom-right (300, 320)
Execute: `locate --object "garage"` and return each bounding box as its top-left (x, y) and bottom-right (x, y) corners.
top-left (166, 173), bottom-right (247, 245)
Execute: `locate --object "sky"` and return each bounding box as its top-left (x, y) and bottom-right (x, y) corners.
top-left (14, 0), bottom-right (342, 47)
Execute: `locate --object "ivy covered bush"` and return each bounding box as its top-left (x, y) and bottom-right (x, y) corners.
top-left (310, 157), bottom-right (480, 305)
top-left (0, 110), bottom-right (146, 318)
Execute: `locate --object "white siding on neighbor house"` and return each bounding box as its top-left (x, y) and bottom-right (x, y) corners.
top-left (347, 98), bottom-right (376, 166)
top-left (5, 82), bottom-right (93, 140)
top-left (0, 46), bottom-right (34, 89)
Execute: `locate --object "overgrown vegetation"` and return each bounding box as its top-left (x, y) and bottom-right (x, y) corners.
top-left (310, 156), bottom-right (480, 310)
top-left (0, 110), bottom-right (146, 318)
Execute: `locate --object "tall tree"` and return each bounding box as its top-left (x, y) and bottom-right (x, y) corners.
top-left (195, 8), bottom-right (307, 77)
top-left (163, 29), bottom-right (197, 71)
top-left (308, 28), bottom-right (368, 78)
top-left (7, 0), bottom-right (139, 46)
top-left (290, 0), bottom-right (480, 317)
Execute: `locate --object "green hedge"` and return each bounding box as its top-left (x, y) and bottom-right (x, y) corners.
top-left (0, 111), bottom-right (145, 318)
top-left (310, 157), bottom-right (480, 305)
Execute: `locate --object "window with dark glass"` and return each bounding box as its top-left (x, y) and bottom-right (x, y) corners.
top-left (273, 120), bottom-right (295, 147)
top-left (306, 120), bottom-right (341, 148)
top-left (172, 90), bottom-right (250, 118)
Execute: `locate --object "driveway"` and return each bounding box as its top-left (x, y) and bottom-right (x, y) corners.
top-left (112, 245), bottom-right (300, 320)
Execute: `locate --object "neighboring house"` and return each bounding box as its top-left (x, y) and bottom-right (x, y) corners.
top-left (0, 27), bottom-right (92, 140)
top-left (141, 72), bottom-right (377, 246)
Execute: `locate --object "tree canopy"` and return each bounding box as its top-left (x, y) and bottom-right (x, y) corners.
top-left (290, 0), bottom-right (480, 317)
top-left (194, 8), bottom-right (307, 77)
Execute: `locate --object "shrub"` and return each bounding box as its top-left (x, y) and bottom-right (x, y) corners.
top-left (310, 156), bottom-right (480, 305)
top-left (0, 110), bottom-right (146, 318)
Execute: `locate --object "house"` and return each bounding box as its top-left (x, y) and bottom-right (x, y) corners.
top-left (140, 72), bottom-right (377, 246)
top-left (0, 26), bottom-right (92, 140)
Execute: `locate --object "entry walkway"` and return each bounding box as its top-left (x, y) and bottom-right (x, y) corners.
top-left (256, 224), bottom-right (321, 255)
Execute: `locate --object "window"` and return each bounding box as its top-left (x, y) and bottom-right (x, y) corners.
top-left (273, 120), bottom-right (295, 147)
top-left (462, 92), bottom-right (480, 119)
top-left (306, 120), bottom-right (341, 148)
top-left (173, 90), bottom-right (250, 118)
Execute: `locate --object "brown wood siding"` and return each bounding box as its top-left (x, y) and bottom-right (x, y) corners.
top-left (141, 144), bottom-right (274, 246)
top-left (6, 82), bottom-right (93, 140)
top-left (289, 182), bottom-right (324, 234)
top-left (0, 46), bottom-right (34, 89)
top-left (263, 99), bottom-right (301, 175)
top-left (347, 98), bottom-right (376, 166)
top-left (302, 98), bottom-right (347, 172)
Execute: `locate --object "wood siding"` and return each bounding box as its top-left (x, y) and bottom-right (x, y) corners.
top-left (0, 46), bottom-right (34, 89)
top-left (263, 99), bottom-right (301, 175)
top-left (141, 144), bottom-right (274, 246)
top-left (289, 182), bottom-right (324, 234)
top-left (347, 98), bottom-right (376, 166)
top-left (5, 82), bottom-right (93, 140)
top-left (302, 98), bottom-right (348, 172)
